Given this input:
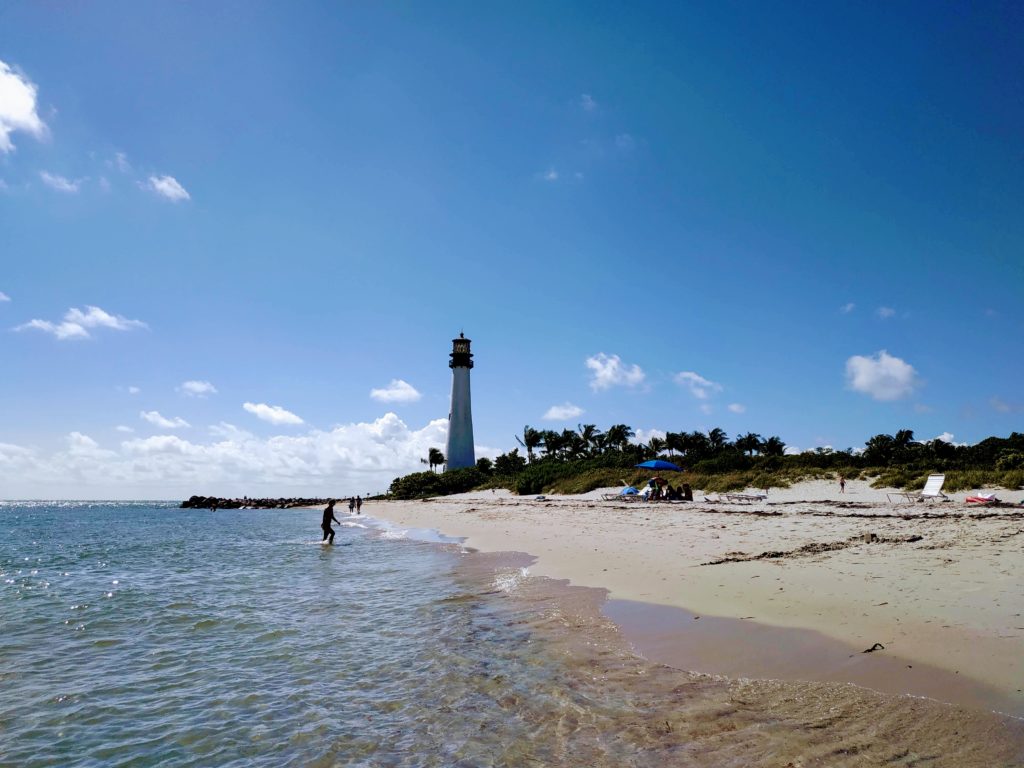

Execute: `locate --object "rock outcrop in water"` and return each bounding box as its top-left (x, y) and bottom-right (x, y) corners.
top-left (180, 496), bottom-right (337, 510)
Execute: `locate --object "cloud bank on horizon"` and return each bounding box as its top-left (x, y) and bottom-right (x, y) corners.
top-left (0, 414), bottom-right (466, 498)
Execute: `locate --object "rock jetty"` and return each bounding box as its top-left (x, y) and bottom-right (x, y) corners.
top-left (180, 495), bottom-right (336, 510)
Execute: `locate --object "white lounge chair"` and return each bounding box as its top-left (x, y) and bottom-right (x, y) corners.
top-left (887, 474), bottom-right (949, 504)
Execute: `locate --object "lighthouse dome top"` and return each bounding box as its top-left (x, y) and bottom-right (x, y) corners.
top-left (449, 333), bottom-right (473, 369)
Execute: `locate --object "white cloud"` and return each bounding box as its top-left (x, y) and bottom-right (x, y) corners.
top-left (727, 403), bottom-right (746, 414)
top-left (17, 318), bottom-right (90, 340)
top-left (67, 431), bottom-right (116, 460)
top-left (579, 94), bottom-right (597, 111)
top-left (369, 379), bottom-right (422, 404)
top-left (699, 403), bottom-right (713, 415)
top-left (932, 431), bottom-right (968, 447)
top-left (633, 428), bottom-right (666, 445)
top-left (542, 169), bottom-right (559, 181)
top-left (673, 371), bottom-right (723, 400)
top-left (243, 402), bottom-right (304, 425)
top-left (179, 380), bottom-right (218, 398)
top-left (876, 306), bottom-right (896, 319)
top-left (840, 302), bottom-right (855, 314)
top-left (585, 353), bottom-right (646, 391)
top-left (0, 60), bottom-right (47, 153)
top-left (208, 422), bottom-right (254, 441)
top-left (115, 425), bottom-right (134, 433)
top-left (16, 305), bottom-right (146, 340)
top-left (127, 386), bottom-right (140, 395)
top-left (65, 306), bottom-right (145, 331)
top-left (542, 402), bottom-right (584, 421)
top-left (113, 152), bottom-right (131, 173)
top-left (845, 350), bottom-right (919, 401)
top-left (0, 414), bottom-right (463, 497)
top-left (140, 411), bottom-right (190, 429)
top-left (40, 171), bottom-right (82, 193)
top-left (144, 175), bottom-right (190, 202)
top-left (0, 291), bottom-right (10, 302)
top-left (783, 446), bottom-right (801, 455)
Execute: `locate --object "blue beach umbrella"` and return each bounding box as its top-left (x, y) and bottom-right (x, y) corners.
top-left (635, 459), bottom-right (684, 472)
top-left (620, 486), bottom-right (639, 496)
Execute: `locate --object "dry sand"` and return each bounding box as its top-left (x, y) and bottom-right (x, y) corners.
top-left (360, 479), bottom-right (1024, 716)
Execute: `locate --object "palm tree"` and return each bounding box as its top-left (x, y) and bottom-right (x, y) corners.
top-left (735, 432), bottom-right (764, 456)
top-left (707, 428), bottom-right (729, 453)
top-left (863, 433), bottom-right (895, 465)
top-left (540, 430), bottom-right (564, 458)
top-left (893, 428), bottom-right (920, 463)
top-left (647, 436), bottom-right (667, 458)
top-left (577, 424), bottom-right (603, 456)
top-left (761, 436), bottom-right (786, 456)
top-left (664, 431), bottom-right (683, 456)
top-left (427, 447), bottom-right (445, 473)
top-left (894, 429), bottom-right (915, 448)
top-left (565, 430), bottom-right (588, 459)
top-left (604, 424), bottom-right (635, 452)
top-left (515, 425), bottom-right (543, 463)
top-left (679, 431), bottom-right (711, 461)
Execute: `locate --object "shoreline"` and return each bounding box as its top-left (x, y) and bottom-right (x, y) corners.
top-left (355, 478), bottom-right (1024, 717)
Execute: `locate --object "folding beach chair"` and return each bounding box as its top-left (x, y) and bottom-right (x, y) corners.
top-left (887, 474), bottom-right (949, 504)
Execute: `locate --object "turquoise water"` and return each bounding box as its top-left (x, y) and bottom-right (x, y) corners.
top-left (2, 502), bottom-right (1023, 767)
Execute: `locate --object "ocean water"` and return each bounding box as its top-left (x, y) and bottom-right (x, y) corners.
top-left (1, 502), bottom-right (1022, 767)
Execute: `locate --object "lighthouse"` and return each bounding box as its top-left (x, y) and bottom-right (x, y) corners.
top-left (445, 333), bottom-right (476, 470)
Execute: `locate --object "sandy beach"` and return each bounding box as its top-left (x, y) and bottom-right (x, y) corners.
top-left (363, 479), bottom-right (1024, 716)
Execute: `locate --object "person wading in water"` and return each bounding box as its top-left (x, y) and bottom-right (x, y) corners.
top-left (321, 500), bottom-right (340, 545)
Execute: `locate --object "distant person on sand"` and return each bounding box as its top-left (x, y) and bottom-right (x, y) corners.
top-left (348, 497), bottom-right (356, 514)
top-left (839, 475), bottom-right (846, 494)
top-left (355, 496), bottom-right (362, 514)
top-left (321, 500), bottom-right (340, 544)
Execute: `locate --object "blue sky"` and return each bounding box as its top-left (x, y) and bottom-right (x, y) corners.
top-left (1, 2), bottom-right (1021, 497)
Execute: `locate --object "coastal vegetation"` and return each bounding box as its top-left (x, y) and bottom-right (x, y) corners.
top-left (388, 425), bottom-right (1024, 500)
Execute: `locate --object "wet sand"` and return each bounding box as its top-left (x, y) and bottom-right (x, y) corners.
top-left (449, 548), bottom-right (1024, 766)
top-left (362, 479), bottom-right (1024, 717)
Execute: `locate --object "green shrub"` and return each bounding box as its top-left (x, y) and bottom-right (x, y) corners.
top-left (389, 467), bottom-right (485, 499)
top-left (1001, 469), bottom-right (1024, 490)
top-left (996, 451), bottom-right (1024, 471)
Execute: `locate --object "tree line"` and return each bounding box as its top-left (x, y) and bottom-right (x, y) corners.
top-left (398, 426), bottom-right (1024, 499)
top-left (418, 425), bottom-right (1024, 476)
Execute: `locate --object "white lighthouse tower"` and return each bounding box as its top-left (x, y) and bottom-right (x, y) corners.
top-left (445, 333), bottom-right (476, 470)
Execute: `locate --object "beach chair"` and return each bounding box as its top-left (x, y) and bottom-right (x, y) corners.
top-left (724, 492), bottom-right (767, 504)
top-left (603, 487), bottom-right (640, 502)
top-left (886, 474), bottom-right (949, 504)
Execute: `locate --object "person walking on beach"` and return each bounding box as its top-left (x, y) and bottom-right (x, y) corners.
top-left (348, 497), bottom-right (356, 514)
top-left (839, 475), bottom-right (846, 494)
top-left (355, 495), bottom-right (362, 514)
top-left (321, 500), bottom-right (340, 544)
